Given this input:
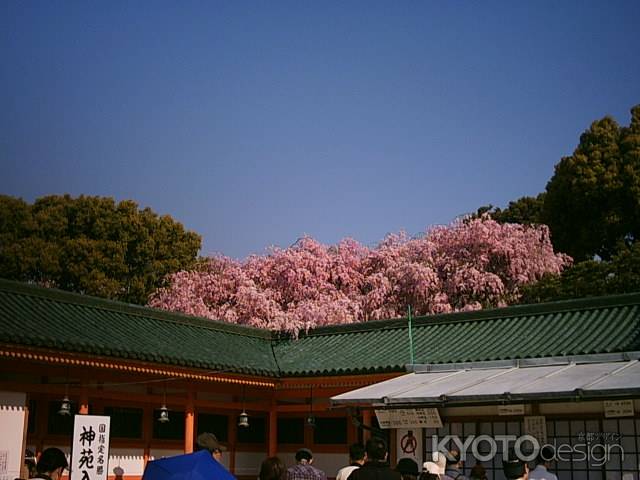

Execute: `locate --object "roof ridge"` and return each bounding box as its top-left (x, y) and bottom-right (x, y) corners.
top-left (297, 291), bottom-right (640, 337)
top-left (0, 278), bottom-right (273, 340)
top-left (2, 278), bottom-right (639, 342)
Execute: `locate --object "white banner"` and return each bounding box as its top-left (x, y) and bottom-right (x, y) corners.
top-left (71, 415), bottom-right (111, 480)
top-left (0, 392), bottom-right (27, 480)
top-left (375, 408), bottom-right (442, 429)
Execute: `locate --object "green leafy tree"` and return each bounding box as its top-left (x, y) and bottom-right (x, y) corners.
top-left (542, 105), bottom-right (640, 261)
top-left (0, 194), bottom-right (201, 304)
top-left (519, 241), bottom-right (640, 303)
top-left (475, 193), bottom-right (545, 225)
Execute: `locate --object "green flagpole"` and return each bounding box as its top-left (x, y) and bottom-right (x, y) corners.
top-left (408, 305), bottom-right (415, 365)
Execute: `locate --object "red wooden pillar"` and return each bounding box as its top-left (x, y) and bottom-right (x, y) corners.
top-left (79, 386), bottom-right (89, 414)
top-left (185, 390), bottom-right (195, 453)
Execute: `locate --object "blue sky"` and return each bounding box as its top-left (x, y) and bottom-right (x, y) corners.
top-left (2, 1), bottom-right (639, 259)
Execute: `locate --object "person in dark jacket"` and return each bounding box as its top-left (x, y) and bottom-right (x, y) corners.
top-left (348, 437), bottom-right (401, 480)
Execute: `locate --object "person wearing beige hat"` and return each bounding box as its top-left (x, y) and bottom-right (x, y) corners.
top-left (196, 432), bottom-right (227, 462)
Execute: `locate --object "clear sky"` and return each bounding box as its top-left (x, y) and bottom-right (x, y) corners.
top-left (2, 1), bottom-right (639, 259)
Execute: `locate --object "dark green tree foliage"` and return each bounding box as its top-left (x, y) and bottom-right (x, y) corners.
top-left (0, 195), bottom-right (201, 304)
top-left (519, 241), bottom-right (640, 303)
top-left (543, 105), bottom-right (640, 261)
top-left (475, 193), bottom-right (545, 225)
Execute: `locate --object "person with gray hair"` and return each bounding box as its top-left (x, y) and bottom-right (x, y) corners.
top-left (527, 447), bottom-right (557, 480)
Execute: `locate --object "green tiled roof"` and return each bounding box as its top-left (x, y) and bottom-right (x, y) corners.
top-left (273, 294), bottom-right (640, 376)
top-left (1, 279), bottom-right (639, 377)
top-left (0, 279), bottom-right (276, 376)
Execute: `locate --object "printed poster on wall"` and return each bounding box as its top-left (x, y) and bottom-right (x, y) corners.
top-left (523, 416), bottom-right (547, 444)
top-left (71, 415), bottom-right (111, 480)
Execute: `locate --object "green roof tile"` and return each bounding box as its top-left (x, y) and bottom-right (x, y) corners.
top-left (0, 279), bottom-right (639, 377)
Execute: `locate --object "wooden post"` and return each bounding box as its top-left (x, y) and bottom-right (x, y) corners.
top-left (362, 409), bottom-right (372, 443)
top-left (185, 390), bottom-right (195, 453)
top-left (79, 386), bottom-right (89, 414)
top-left (268, 401), bottom-right (277, 457)
top-left (143, 404), bottom-right (152, 468)
top-left (228, 413), bottom-right (237, 474)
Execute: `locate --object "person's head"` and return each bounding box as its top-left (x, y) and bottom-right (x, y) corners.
top-left (36, 448), bottom-right (68, 480)
top-left (424, 452), bottom-right (445, 475)
top-left (469, 463), bottom-right (486, 480)
top-left (23, 450), bottom-right (37, 478)
top-left (259, 457), bottom-right (287, 480)
top-left (396, 458), bottom-right (419, 480)
top-left (419, 473), bottom-right (440, 480)
top-left (196, 432), bottom-right (226, 461)
top-left (365, 437), bottom-right (388, 462)
top-left (349, 443), bottom-right (366, 465)
top-left (445, 450), bottom-right (462, 469)
top-left (295, 448), bottom-right (314, 465)
top-left (536, 446), bottom-right (555, 467)
top-left (503, 450), bottom-right (528, 480)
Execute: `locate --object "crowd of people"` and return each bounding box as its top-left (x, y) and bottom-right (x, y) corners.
top-left (258, 437), bottom-right (558, 480)
top-left (256, 437), bottom-right (558, 480)
top-left (22, 434), bottom-right (557, 480)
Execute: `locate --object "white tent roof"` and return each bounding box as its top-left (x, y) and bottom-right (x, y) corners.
top-left (331, 354), bottom-right (640, 406)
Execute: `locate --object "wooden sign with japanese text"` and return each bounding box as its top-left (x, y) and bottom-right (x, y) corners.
top-left (604, 400), bottom-right (634, 418)
top-left (375, 408), bottom-right (443, 429)
top-left (71, 415), bottom-right (111, 480)
top-left (498, 404), bottom-right (525, 416)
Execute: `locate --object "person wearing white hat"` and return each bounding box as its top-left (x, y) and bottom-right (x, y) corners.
top-left (423, 452), bottom-right (446, 479)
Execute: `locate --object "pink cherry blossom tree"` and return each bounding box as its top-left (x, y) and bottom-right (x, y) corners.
top-left (149, 217), bottom-right (571, 334)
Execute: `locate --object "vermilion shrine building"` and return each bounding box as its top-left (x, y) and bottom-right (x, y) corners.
top-left (0, 279), bottom-right (638, 480)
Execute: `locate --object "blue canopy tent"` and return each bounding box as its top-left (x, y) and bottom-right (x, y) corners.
top-left (142, 450), bottom-right (237, 480)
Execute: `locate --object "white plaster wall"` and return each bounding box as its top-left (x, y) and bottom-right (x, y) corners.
top-left (313, 453), bottom-right (350, 478)
top-left (234, 451), bottom-right (264, 476)
top-left (148, 449), bottom-right (183, 461)
top-left (107, 449), bottom-right (145, 477)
